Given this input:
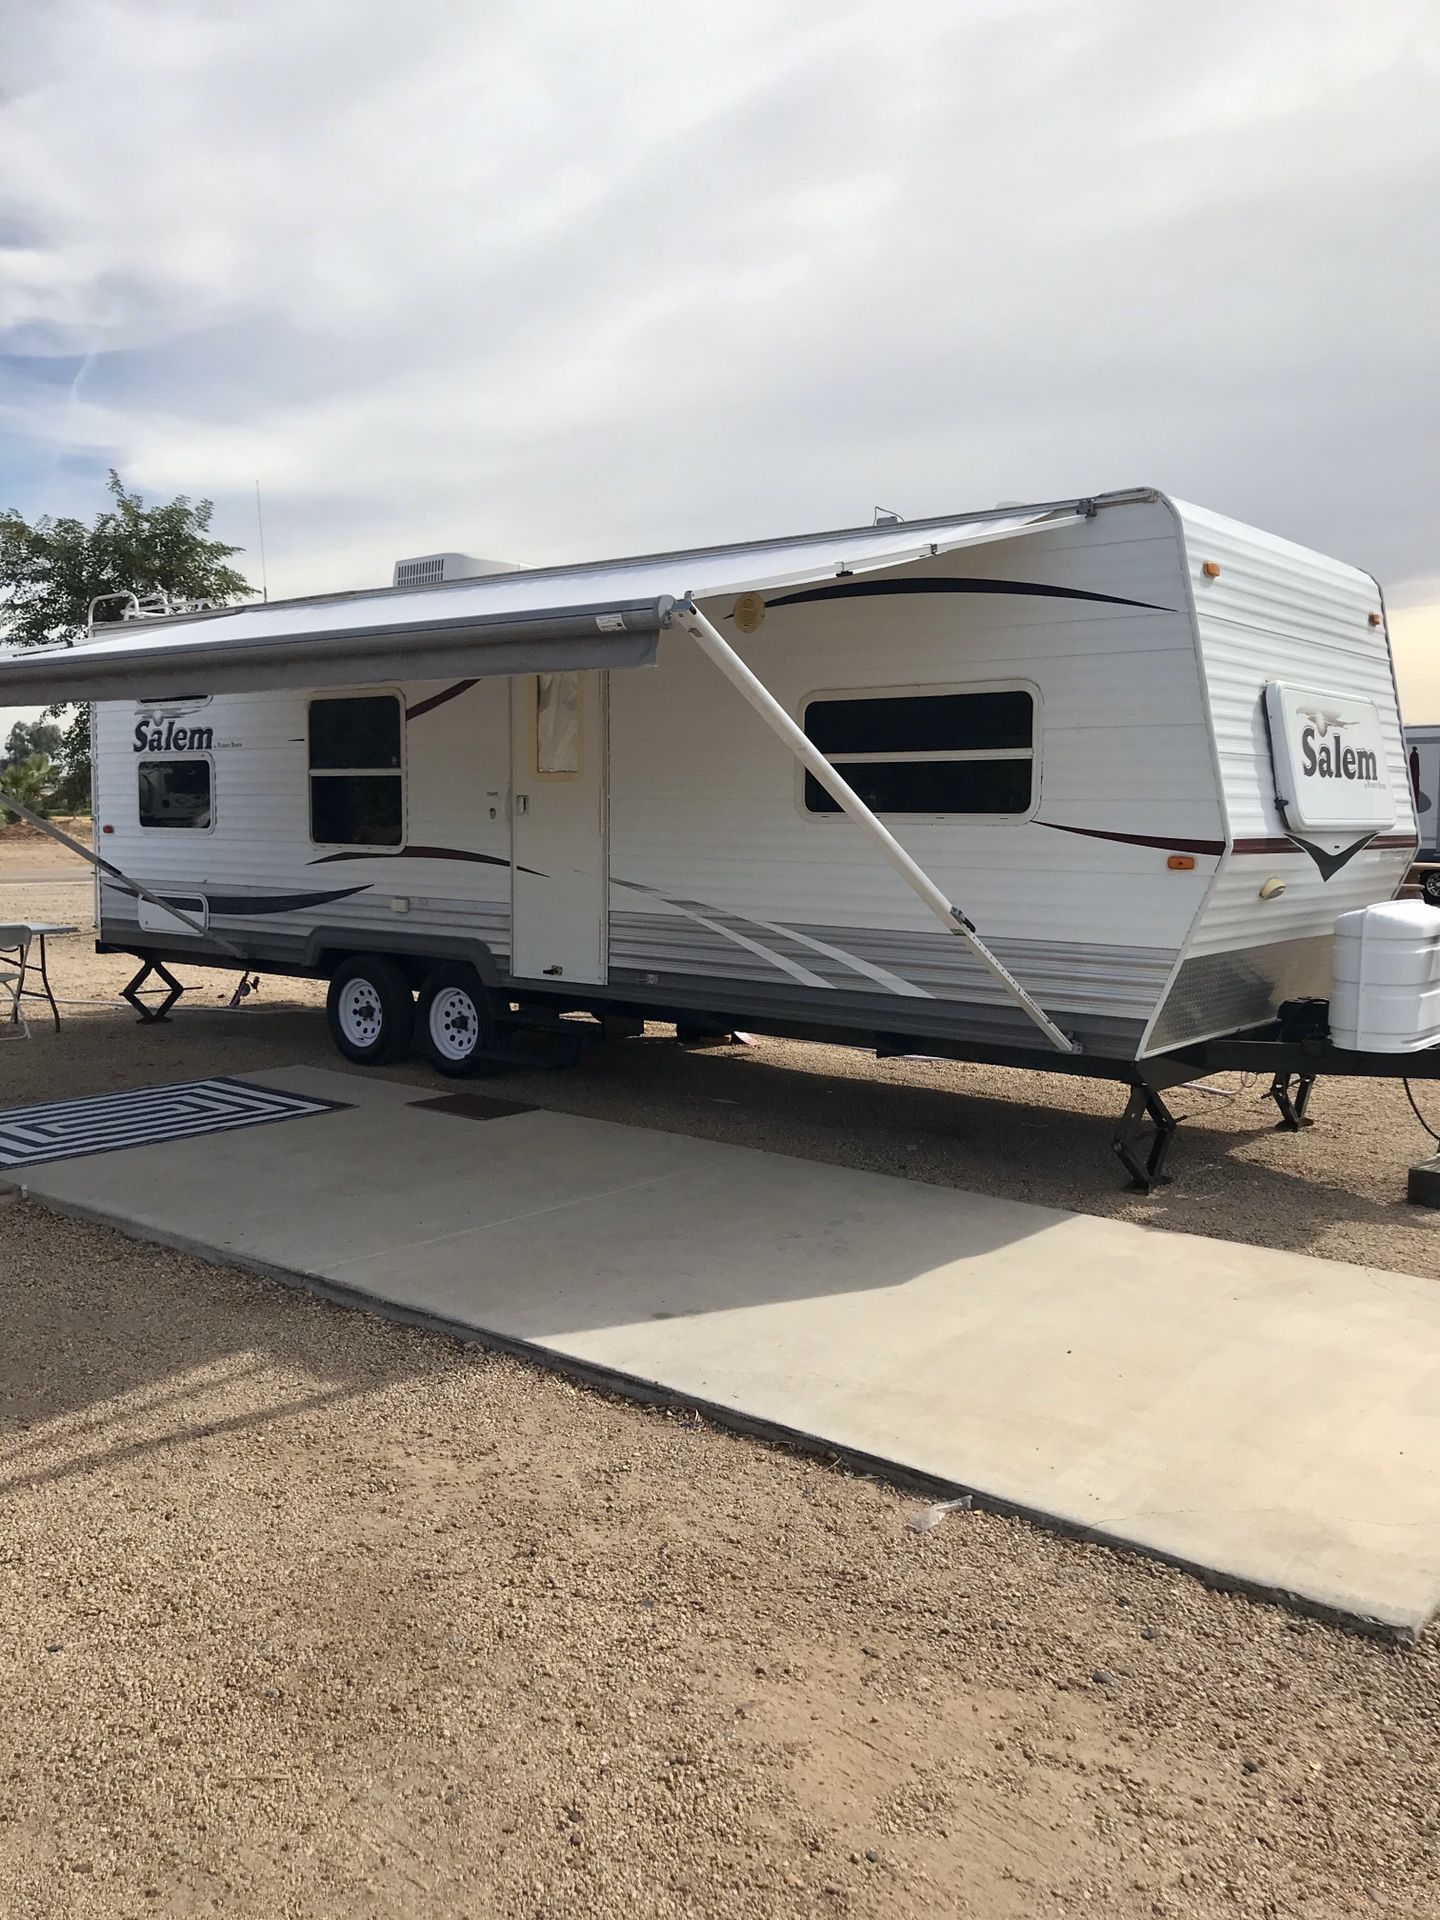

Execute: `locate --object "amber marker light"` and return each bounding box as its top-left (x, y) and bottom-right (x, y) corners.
top-left (1369, 612), bottom-right (1382, 627)
top-left (1201, 560), bottom-right (1221, 579)
top-left (1167, 854), bottom-right (1196, 870)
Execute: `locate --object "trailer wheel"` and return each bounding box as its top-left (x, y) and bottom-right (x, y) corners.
top-left (1423, 871), bottom-right (1440, 909)
top-left (417, 963), bottom-right (497, 1076)
top-left (326, 955), bottom-right (415, 1066)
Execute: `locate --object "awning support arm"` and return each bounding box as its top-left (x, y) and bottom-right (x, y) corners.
top-left (669, 598), bottom-right (1078, 1055)
top-left (0, 788), bottom-right (247, 961)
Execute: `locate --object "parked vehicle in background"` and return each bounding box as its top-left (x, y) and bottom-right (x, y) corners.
top-left (1404, 725), bottom-right (1440, 904)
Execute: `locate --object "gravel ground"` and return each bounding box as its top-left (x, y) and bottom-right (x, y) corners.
top-left (3, 823), bottom-right (1440, 1917)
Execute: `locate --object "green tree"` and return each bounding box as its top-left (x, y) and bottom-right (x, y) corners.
top-left (0, 753), bottom-right (54, 824)
top-left (2, 718), bottom-right (62, 767)
top-left (0, 470), bottom-right (253, 797)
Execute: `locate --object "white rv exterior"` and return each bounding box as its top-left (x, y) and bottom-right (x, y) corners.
top-left (1404, 724), bottom-right (1440, 861)
top-left (80, 489), bottom-right (1414, 1066)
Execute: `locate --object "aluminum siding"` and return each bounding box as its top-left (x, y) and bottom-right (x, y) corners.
top-left (95, 678), bottom-right (512, 965)
top-left (1144, 502), bottom-right (1415, 1053)
top-left (608, 499), bottom-right (1215, 1054)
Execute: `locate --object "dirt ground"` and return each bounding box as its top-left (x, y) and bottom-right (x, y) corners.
top-left (3, 821), bottom-right (1440, 1918)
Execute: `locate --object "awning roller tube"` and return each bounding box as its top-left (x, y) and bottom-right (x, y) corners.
top-left (0, 598), bottom-right (673, 705)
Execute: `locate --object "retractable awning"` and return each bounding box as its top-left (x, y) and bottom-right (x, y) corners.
top-left (0, 503), bottom-right (1080, 705)
top-left (0, 497), bottom-right (1092, 1054)
top-left (0, 599), bottom-right (673, 704)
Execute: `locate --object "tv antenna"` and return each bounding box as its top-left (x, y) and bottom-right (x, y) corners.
top-left (255, 480), bottom-right (270, 602)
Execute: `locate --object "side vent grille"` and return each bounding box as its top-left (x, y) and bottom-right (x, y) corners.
top-left (395, 557), bottom-right (446, 590)
top-left (391, 551), bottom-right (519, 589)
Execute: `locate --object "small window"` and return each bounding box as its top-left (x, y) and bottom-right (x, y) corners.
top-left (802, 687), bottom-right (1034, 817)
top-left (535, 672), bottom-right (580, 776)
top-left (308, 695), bottom-right (403, 847)
top-left (138, 759), bottom-right (212, 830)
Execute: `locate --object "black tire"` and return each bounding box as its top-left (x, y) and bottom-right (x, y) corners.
top-left (416, 962), bottom-right (497, 1077)
top-left (325, 955), bottom-right (415, 1066)
top-left (1422, 871), bottom-right (1440, 909)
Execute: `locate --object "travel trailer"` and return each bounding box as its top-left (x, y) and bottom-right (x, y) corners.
top-left (0, 487), bottom-right (1426, 1187)
top-left (1405, 724), bottom-right (1440, 878)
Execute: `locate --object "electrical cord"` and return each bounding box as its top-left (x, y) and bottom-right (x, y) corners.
top-left (1403, 1078), bottom-right (1440, 1147)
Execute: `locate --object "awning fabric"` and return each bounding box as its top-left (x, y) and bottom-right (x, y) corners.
top-left (0, 505), bottom-right (1079, 704)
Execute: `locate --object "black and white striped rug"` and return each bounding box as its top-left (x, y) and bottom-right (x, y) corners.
top-left (0, 1077), bottom-right (345, 1170)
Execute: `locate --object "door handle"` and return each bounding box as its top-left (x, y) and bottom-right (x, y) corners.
top-left (542, 965), bottom-right (563, 976)
top-left (515, 793), bottom-right (529, 815)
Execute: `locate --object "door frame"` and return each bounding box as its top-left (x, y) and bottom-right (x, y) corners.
top-left (508, 668), bottom-right (609, 984)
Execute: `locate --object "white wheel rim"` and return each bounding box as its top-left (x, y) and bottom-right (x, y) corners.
top-left (430, 986), bottom-right (481, 1062)
top-left (337, 977), bottom-right (385, 1048)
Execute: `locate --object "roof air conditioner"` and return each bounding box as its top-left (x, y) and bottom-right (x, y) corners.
top-left (391, 552), bottom-right (516, 590)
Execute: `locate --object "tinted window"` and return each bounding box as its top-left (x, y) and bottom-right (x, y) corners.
top-left (309, 696), bottom-right (401, 770)
top-left (802, 688), bottom-right (1034, 817)
top-left (805, 690), bottom-right (1032, 756)
top-left (308, 694), bottom-right (403, 846)
top-left (310, 773), bottom-right (403, 847)
top-left (138, 759), bottom-right (212, 830)
top-left (804, 759), bottom-right (1033, 815)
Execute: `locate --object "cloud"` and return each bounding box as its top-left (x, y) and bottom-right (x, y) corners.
top-left (0, 0), bottom-right (1436, 640)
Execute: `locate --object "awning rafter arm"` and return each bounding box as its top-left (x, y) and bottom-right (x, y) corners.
top-left (667, 598), bottom-right (1078, 1056)
top-left (0, 790), bottom-right (245, 960)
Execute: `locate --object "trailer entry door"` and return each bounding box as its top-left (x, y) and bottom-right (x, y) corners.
top-left (510, 669), bottom-right (607, 985)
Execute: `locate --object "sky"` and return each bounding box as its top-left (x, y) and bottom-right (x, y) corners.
top-left (1, 0), bottom-right (1437, 742)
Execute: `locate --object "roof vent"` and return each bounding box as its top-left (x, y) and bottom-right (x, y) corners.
top-left (391, 552), bottom-right (517, 590)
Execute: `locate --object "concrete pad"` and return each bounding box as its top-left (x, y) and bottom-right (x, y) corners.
top-left (10, 1062), bottom-right (1440, 1635)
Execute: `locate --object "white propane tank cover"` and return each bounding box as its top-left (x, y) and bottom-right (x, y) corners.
top-left (1330, 900), bottom-right (1440, 1052)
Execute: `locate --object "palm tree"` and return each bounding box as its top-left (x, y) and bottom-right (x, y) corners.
top-left (1, 753), bottom-right (54, 823)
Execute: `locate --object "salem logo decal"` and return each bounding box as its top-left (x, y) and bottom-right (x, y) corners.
top-left (133, 719), bottom-right (213, 753)
top-left (1298, 705), bottom-right (1346, 735)
top-left (1263, 680), bottom-right (1396, 849)
top-left (1299, 723), bottom-right (1378, 785)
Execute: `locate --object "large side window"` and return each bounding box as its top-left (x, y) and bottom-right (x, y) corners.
top-left (308, 695), bottom-right (403, 847)
top-left (138, 759), bottom-right (213, 830)
top-left (801, 688), bottom-right (1035, 817)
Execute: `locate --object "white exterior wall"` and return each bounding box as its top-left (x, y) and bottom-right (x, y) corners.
top-left (608, 499), bottom-right (1214, 1052)
top-left (1144, 502), bottom-right (1416, 1050)
top-left (95, 676), bottom-right (512, 969)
